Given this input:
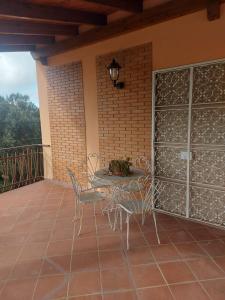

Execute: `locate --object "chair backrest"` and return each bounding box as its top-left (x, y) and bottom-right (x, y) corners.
top-left (112, 176), bottom-right (164, 214)
top-left (87, 153), bottom-right (100, 176)
top-left (135, 156), bottom-right (151, 175)
top-left (67, 168), bottom-right (82, 203)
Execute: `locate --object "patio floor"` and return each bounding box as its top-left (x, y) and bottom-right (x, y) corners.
top-left (0, 181), bottom-right (225, 300)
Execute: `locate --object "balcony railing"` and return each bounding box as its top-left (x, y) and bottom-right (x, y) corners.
top-left (0, 144), bottom-right (49, 193)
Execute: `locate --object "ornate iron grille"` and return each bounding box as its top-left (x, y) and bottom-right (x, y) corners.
top-left (153, 60), bottom-right (225, 227)
top-left (0, 144), bottom-right (48, 193)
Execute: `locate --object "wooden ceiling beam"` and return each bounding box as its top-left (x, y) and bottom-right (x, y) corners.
top-left (0, 20), bottom-right (78, 36)
top-left (0, 0), bottom-right (107, 26)
top-left (207, 0), bottom-right (221, 21)
top-left (85, 0), bottom-right (143, 13)
top-left (35, 0), bottom-right (215, 59)
top-left (0, 34), bottom-right (55, 45)
top-left (0, 45), bottom-right (36, 52)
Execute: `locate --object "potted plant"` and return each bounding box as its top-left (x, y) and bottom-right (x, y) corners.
top-left (108, 157), bottom-right (132, 177)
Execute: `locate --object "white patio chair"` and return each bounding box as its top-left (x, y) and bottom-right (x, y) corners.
top-left (87, 153), bottom-right (112, 189)
top-left (67, 168), bottom-right (106, 236)
top-left (135, 156), bottom-right (151, 175)
top-left (113, 177), bottom-right (163, 250)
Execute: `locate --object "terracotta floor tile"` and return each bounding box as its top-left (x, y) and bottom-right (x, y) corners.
top-left (170, 282), bottom-right (209, 300)
top-left (41, 255), bottom-right (71, 275)
top-left (99, 250), bottom-right (126, 269)
top-left (202, 278), bottom-right (225, 300)
top-left (0, 264), bottom-right (13, 280)
top-left (27, 230), bottom-right (51, 243)
top-left (19, 242), bottom-right (47, 261)
top-left (103, 291), bottom-right (136, 299)
top-left (213, 255), bottom-right (225, 272)
top-left (70, 296), bottom-right (102, 300)
top-left (159, 261), bottom-right (195, 284)
top-left (101, 267), bottom-right (133, 292)
top-left (175, 242), bottom-right (206, 259)
top-left (10, 258), bottom-right (43, 279)
top-left (125, 233), bottom-right (148, 248)
top-left (0, 245), bottom-right (22, 265)
top-left (168, 230), bottom-right (194, 243)
top-left (189, 228), bottom-right (216, 241)
top-left (0, 232), bottom-right (27, 246)
top-left (71, 251), bottom-right (99, 272)
top-left (51, 226), bottom-right (74, 241)
top-left (131, 264), bottom-right (165, 288)
top-left (98, 235), bottom-right (122, 250)
top-left (73, 237), bottom-right (98, 253)
top-left (0, 278), bottom-right (36, 300)
top-left (144, 231), bottom-right (170, 245)
top-left (33, 275), bottom-right (68, 300)
top-left (47, 239), bottom-right (73, 257)
top-left (126, 246), bottom-right (154, 266)
top-left (68, 271), bottom-right (101, 297)
top-left (137, 286), bottom-right (173, 300)
top-left (199, 240), bottom-right (225, 257)
top-left (151, 244), bottom-right (181, 262)
top-left (187, 257), bottom-right (224, 280)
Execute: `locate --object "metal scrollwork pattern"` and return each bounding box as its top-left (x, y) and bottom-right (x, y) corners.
top-left (193, 63), bottom-right (225, 104)
top-left (190, 186), bottom-right (225, 225)
top-left (155, 110), bottom-right (188, 143)
top-left (155, 69), bottom-right (190, 106)
top-left (191, 150), bottom-right (225, 187)
top-left (155, 180), bottom-right (186, 216)
top-left (192, 108), bottom-right (225, 145)
top-left (155, 147), bottom-right (187, 180)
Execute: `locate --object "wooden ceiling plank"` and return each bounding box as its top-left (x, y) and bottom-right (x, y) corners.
top-left (0, 45), bottom-right (36, 52)
top-left (0, 0), bottom-right (107, 26)
top-left (85, 0), bottom-right (143, 12)
top-left (35, 0), bottom-right (214, 59)
top-left (0, 34), bottom-right (55, 45)
top-left (0, 20), bottom-right (78, 36)
top-left (207, 0), bottom-right (220, 21)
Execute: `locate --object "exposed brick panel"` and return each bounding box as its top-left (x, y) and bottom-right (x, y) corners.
top-left (46, 62), bottom-right (87, 184)
top-left (96, 43), bottom-right (152, 168)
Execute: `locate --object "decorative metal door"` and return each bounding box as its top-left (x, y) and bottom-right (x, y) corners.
top-left (152, 60), bottom-right (225, 227)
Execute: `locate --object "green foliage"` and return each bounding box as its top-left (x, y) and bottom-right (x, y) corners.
top-left (0, 93), bottom-right (41, 148)
top-left (109, 157), bottom-right (132, 177)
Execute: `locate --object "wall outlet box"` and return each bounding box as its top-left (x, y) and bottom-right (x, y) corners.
top-left (180, 151), bottom-right (192, 160)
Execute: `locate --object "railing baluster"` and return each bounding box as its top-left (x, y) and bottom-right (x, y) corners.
top-left (0, 144), bottom-right (50, 193)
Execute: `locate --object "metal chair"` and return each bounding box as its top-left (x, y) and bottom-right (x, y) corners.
top-left (67, 168), bottom-right (106, 236)
top-left (87, 153), bottom-right (112, 189)
top-left (135, 156), bottom-right (151, 175)
top-left (113, 177), bottom-right (163, 250)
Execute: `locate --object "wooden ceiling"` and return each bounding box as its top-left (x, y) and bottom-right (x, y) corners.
top-left (0, 0), bottom-right (222, 63)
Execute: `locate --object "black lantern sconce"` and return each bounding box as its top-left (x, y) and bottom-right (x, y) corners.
top-left (107, 58), bottom-right (124, 89)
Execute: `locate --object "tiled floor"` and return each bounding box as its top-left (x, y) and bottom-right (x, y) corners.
top-left (0, 180), bottom-right (225, 300)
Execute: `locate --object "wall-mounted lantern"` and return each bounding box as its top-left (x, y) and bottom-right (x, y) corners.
top-left (107, 58), bottom-right (124, 89)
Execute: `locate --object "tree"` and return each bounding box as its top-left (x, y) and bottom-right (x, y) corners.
top-left (0, 93), bottom-right (42, 148)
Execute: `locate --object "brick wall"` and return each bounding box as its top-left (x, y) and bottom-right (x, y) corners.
top-left (46, 62), bottom-right (87, 184)
top-left (96, 43), bottom-right (152, 168)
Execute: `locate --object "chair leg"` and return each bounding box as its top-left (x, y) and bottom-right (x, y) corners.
top-left (113, 207), bottom-right (118, 231)
top-left (120, 209), bottom-right (123, 231)
top-left (152, 211), bottom-right (160, 244)
top-left (77, 206), bottom-right (84, 236)
top-left (126, 213), bottom-right (130, 250)
top-left (93, 202), bottom-right (96, 216)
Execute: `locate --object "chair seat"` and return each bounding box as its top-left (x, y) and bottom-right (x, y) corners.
top-left (90, 177), bottom-right (112, 188)
top-left (119, 200), bottom-right (151, 214)
top-left (80, 191), bottom-right (104, 203)
top-left (121, 181), bottom-right (144, 193)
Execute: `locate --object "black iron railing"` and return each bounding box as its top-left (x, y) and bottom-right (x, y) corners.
top-left (0, 144), bottom-right (50, 193)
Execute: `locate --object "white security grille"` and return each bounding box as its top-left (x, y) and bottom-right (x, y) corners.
top-left (152, 60), bottom-right (225, 227)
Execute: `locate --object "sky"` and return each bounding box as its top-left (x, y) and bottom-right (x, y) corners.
top-left (0, 52), bottom-right (39, 106)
